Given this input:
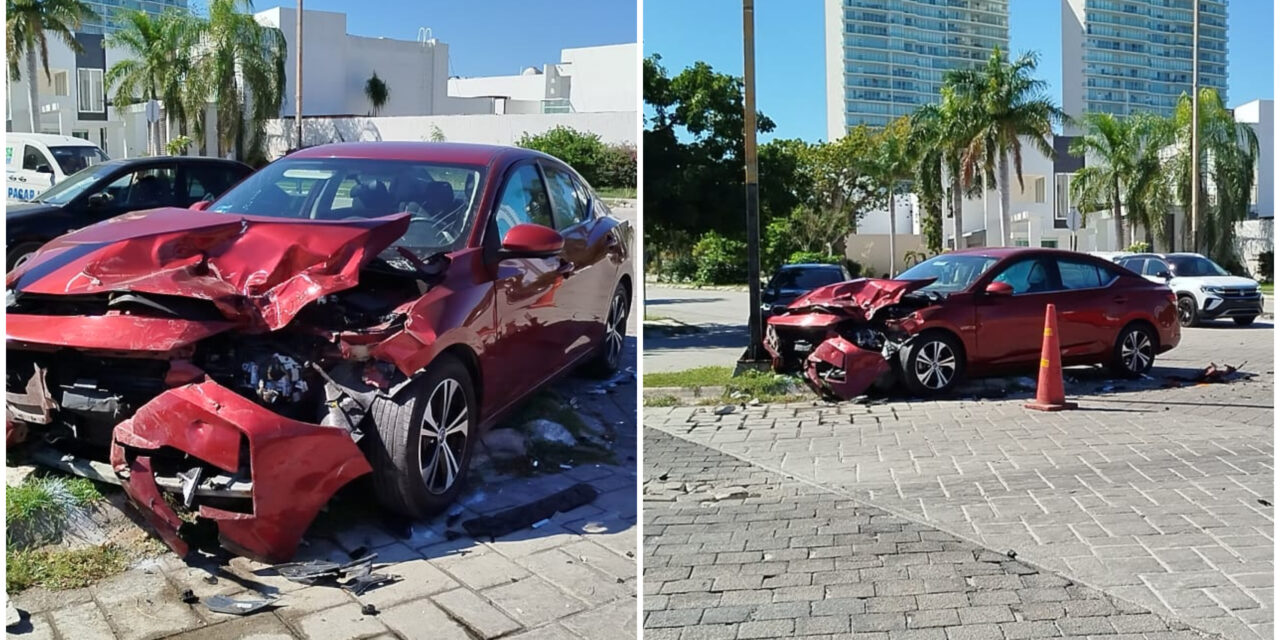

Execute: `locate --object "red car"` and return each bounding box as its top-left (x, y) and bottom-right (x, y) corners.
top-left (6, 142), bottom-right (633, 561)
top-left (763, 248), bottom-right (1180, 399)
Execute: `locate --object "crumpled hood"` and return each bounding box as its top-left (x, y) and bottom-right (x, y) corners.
top-left (8, 207), bottom-right (411, 330)
top-left (780, 277), bottom-right (935, 322)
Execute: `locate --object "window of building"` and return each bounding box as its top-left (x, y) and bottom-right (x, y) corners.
top-left (1040, 239), bottom-right (1058, 248)
top-left (77, 68), bottom-right (105, 113)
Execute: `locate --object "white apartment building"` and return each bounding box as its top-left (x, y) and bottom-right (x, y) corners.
top-left (825, 0), bottom-right (1009, 138)
top-left (448, 43), bottom-right (638, 115)
top-left (1234, 99), bottom-right (1273, 219)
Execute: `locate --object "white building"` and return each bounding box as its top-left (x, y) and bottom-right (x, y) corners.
top-left (1233, 99), bottom-right (1273, 219)
top-left (447, 43), bottom-right (637, 115)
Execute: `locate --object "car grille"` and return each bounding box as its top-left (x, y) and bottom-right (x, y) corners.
top-left (1220, 287), bottom-right (1262, 300)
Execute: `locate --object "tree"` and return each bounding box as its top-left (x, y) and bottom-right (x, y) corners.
top-left (189, 0), bottom-right (286, 162)
top-left (106, 10), bottom-right (199, 155)
top-left (7, 0), bottom-right (97, 133)
top-left (872, 117), bottom-right (915, 276)
top-left (1069, 113), bottom-right (1140, 250)
top-left (908, 105), bottom-right (945, 253)
top-left (517, 125), bottom-right (606, 185)
top-left (365, 71), bottom-right (389, 115)
top-left (957, 48), bottom-right (1067, 246)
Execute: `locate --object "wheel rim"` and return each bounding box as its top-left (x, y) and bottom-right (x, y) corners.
top-left (418, 377), bottom-right (468, 495)
top-left (1121, 330), bottom-right (1153, 373)
top-left (604, 292), bottom-right (627, 368)
top-left (12, 252), bottom-right (32, 270)
top-left (1178, 298), bottom-right (1194, 325)
top-left (914, 340), bottom-right (956, 390)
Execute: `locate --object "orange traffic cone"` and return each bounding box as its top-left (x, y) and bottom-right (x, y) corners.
top-left (1024, 303), bottom-right (1077, 412)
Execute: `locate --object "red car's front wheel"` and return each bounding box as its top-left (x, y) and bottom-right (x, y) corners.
top-left (899, 332), bottom-right (965, 397)
top-left (583, 283), bottom-right (629, 377)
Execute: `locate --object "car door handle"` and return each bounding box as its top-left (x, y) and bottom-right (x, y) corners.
top-left (1112, 296), bottom-right (1128, 305)
top-left (556, 258), bottom-right (575, 278)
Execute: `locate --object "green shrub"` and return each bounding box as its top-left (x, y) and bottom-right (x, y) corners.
top-left (692, 231), bottom-right (747, 284)
top-left (785, 251), bottom-right (841, 265)
top-left (597, 143), bottom-right (636, 189)
top-left (517, 126), bottom-right (606, 186)
top-left (1125, 241), bottom-right (1150, 253)
top-left (663, 254), bottom-right (697, 283)
top-left (1258, 250), bottom-right (1273, 283)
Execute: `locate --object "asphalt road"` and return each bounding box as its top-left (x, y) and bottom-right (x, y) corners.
top-left (643, 285), bottom-right (749, 372)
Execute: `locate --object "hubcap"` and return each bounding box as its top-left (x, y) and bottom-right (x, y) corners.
top-left (914, 340), bottom-right (956, 390)
top-left (418, 378), bottom-right (468, 495)
top-left (1178, 298), bottom-right (1194, 325)
top-left (1121, 330), bottom-right (1153, 373)
top-left (604, 293), bottom-right (626, 367)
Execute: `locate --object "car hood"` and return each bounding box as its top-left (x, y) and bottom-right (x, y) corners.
top-left (779, 278), bottom-right (935, 322)
top-left (6, 201), bottom-right (60, 221)
top-left (1172, 275), bottom-right (1259, 289)
top-left (7, 207), bottom-right (411, 331)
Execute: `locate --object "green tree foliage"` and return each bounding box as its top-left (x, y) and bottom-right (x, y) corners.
top-left (517, 125), bottom-right (630, 189)
top-left (691, 230), bottom-right (746, 284)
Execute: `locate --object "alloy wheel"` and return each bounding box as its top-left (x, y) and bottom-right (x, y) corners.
top-left (418, 377), bottom-right (469, 495)
top-left (1177, 297), bottom-right (1195, 326)
top-left (604, 292), bottom-right (627, 368)
top-left (914, 340), bottom-right (956, 390)
top-left (1120, 329), bottom-right (1153, 373)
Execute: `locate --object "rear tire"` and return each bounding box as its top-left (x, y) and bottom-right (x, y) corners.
top-left (898, 332), bottom-right (964, 397)
top-left (583, 283), bottom-right (629, 378)
top-left (1176, 295), bottom-right (1199, 327)
top-left (366, 355), bottom-right (476, 518)
top-left (1233, 316), bottom-right (1256, 327)
top-left (1110, 323), bottom-right (1156, 378)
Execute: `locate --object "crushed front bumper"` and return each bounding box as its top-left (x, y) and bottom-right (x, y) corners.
top-left (107, 380), bottom-right (372, 563)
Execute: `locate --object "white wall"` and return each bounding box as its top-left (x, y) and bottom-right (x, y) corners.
top-left (558, 44), bottom-right (636, 113)
top-left (1234, 99), bottom-right (1274, 218)
top-left (449, 73), bottom-right (548, 102)
top-left (263, 111), bottom-right (637, 158)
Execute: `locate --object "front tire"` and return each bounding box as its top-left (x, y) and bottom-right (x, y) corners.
top-left (1110, 323), bottom-right (1156, 378)
top-left (583, 283), bottom-right (629, 378)
top-left (1233, 316), bottom-right (1256, 327)
top-left (1177, 295), bottom-right (1200, 327)
top-left (366, 355), bottom-right (476, 518)
top-left (7, 241), bottom-right (43, 272)
top-left (898, 332), bottom-right (964, 396)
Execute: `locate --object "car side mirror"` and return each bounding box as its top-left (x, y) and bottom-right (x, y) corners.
top-left (189, 200), bottom-right (212, 211)
top-left (498, 223), bottom-right (564, 260)
top-left (984, 281), bottom-right (1014, 296)
top-left (35, 165), bottom-right (53, 174)
top-left (86, 193), bottom-right (109, 208)
top-left (1157, 270), bottom-right (1171, 281)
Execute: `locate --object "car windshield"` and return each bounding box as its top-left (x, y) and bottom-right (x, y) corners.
top-left (769, 266), bottom-right (845, 291)
top-left (50, 146), bottom-right (108, 175)
top-left (1166, 255), bottom-right (1229, 277)
top-left (33, 162), bottom-right (117, 205)
top-left (896, 254), bottom-right (1000, 293)
top-left (209, 157), bottom-right (486, 258)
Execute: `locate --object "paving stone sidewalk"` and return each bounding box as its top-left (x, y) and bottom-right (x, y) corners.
top-left (646, 325), bottom-right (1273, 639)
top-left (8, 339), bottom-right (639, 640)
top-left (644, 428), bottom-right (1218, 640)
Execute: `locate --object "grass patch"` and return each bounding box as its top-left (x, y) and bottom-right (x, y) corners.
top-left (645, 367), bottom-right (802, 403)
top-left (1262, 283), bottom-right (1273, 296)
top-left (7, 545), bottom-right (128, 592)
top-left (643, 313), bottom-right (670, 322)
top-left (643, 395), bottom-right (680, 407)
top-left (509, 390), bottom-right (591, 439)
top-left (644, 366), bottom-right (734, 389)
top-left (596, 186), bottom-right (636, 199)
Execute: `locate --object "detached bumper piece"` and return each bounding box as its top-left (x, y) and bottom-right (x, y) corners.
top-left (803, 337), bottom-right (891, 400)
top-left (109, 380), bottom-right (372, 563)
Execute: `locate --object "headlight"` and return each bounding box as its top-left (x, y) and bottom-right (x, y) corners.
top-left (1201, 285), bottom-right (1224, 294)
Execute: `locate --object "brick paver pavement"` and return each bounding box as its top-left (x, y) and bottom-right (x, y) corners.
top-left (10, 339), bottom-right (639, 640)
top-left (646, 325), bottom-right (1272, 639)
top-left (644, 428), bottom-right (1218, 640)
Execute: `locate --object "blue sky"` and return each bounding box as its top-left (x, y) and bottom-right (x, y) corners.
top-left (642, 0), bottom-right (1274, 142)
top-left (254, 0), bottom-right (637, 77)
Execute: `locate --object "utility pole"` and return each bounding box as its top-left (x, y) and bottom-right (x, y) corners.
top-left (740, 0), bottom-right (764, 364)
top-left (1189, 0), bottom-right (1199, 253)
top-left (295, 0), bottom-right (303, 150)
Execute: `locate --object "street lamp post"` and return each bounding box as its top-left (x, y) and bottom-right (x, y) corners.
top-left (1189, 0), bottom-right (1199, 253)
top-left (740, 0), bottom-right (764, 364)
top-left (295, 0), bottom-right (303, 150)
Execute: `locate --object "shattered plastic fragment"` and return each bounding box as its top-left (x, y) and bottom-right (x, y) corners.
top-left (204, 594), bottom-right (278, 616)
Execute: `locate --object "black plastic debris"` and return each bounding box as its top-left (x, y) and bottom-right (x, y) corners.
top-left (204, 594), bottom-right (278, 616)
top-left (1006, 550), bottom-right (1017, 559)
top-left (338, 561), bottom-right (398, 596)
top-left (1259, 499), bottom-right (1272, 507)
top-left (462, 483), bottom-right (599, 539)
top-left (202, 575), bottom-right (219, 585)
top-left (180, 589), bottom-right (198, 604)
top-left (274, 554), bottom-right (379, 586)
top-left (348, 546), bottom-right (369, 560)
top-left (361, 604), bottom-right (378, 616)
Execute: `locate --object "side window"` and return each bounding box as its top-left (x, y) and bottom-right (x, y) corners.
top-left (993, 258), bottom-right (1055, 294)
top-left (1118, 258), bottom-right (1140, 274)
top-left (91, 166), bottom-right (177, 207)
top-left (542, 165), bottom-right (589, 229)
top-left (1057, 259), bottom-right (1106, 290)
top-left (183, 165), bottom-right (240, 205)
top-left (493, 164), bottom-right (553, 240)
top-left (23, 147), bottom-right (50, 172)
top-left (1142, 259), bottom-right (1167, 277)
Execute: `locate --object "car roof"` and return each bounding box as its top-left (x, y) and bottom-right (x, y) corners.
top-left (286, 142), bottom-right (546, 167)
top-left (948, 247), bottom-right (1088, 259)
top-left (781, 263), bottom-right (842, 269)
top-left (7, 133), bottom-right (100, 147)
top-left (93, 156), bottom-right (251, 170)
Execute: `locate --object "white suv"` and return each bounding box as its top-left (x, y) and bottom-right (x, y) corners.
top-left (1116, 253), bottom-right (1263, 327)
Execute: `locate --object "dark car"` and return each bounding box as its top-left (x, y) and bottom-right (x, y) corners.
top-left (6, 156), bottom-right (253, 270)
top-left (764, 248), bottom-right (1181, 400)
top-left (6, 142), bottom-right (633, 562)
top-left (761, 263), bottom-right (852, 318)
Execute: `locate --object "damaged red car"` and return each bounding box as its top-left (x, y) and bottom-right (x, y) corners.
top-left (6, 142), bottom-right (633, 562)
top-left (764, 248), bottom-right (1180, 400)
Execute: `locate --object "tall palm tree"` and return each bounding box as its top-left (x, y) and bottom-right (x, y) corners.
top-left (7, 0), bottom-right (97, 133)
top-left (1069, 113), bottom-right (1138, 249)
top-left (190, 0), bottom-right (286, 161)
top-left (958, 48), bottom-right (1067, 247)
top-left (908, 105), bottom-right (945, 253)
top-left (105, 10), bottom-right (197, 154)
top-left (365, 71), bottom-right (389, 116)
top-left (1170, 88), bottom-right (1259, 266)
top-left (925, 74), bottom-right (984, 251)
top-left (875, 117), bottom-right (914, 275)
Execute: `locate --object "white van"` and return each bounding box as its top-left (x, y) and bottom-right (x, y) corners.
top-left (6, 133), bottom-right (109, 202)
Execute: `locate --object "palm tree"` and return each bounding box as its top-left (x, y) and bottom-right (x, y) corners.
top-left (105, 10), bottom-right (197, 154)
top-left (1069, 113), bottom-right (1138, 249)
top-left (958, 48), bottom-right (1067, 247)
top-left (908, 105), bottom-right (945, 253)
top-left (190, 0), bottom-right (286, 161)
top-left (365, 71), bottom-right (389, 116)
top-left (1170, 88), bottom-right (1259, 266)
top-left (874, 117), bottom-right (914, 275)
top-left (7, 0), bottom-right (97, 133)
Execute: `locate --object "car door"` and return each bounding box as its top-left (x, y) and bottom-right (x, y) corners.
top-left (77, 163), bottom-right (179, 226)
top-left (486, 161), bottom-right (574, 409)
top-left (1052, 256), bottom-right (1118, 358)
top-left (973, 256), bottom-right (1062, 367)
top-left (540, 161), bottom-right (613, 361)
